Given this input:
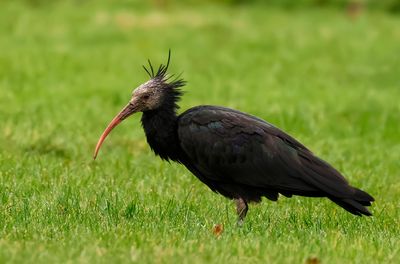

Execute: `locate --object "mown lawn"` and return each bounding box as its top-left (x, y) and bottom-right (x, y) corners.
top-left (0, 1), bottom-right (399, 263)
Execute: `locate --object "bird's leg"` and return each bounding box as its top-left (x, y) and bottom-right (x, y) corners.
top-left (235, 198), bottom-right (248, 226)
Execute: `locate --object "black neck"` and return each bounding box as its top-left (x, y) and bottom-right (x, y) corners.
top-left (141, 106), bottom-right (181, 161)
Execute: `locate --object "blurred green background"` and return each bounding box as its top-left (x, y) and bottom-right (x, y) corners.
top-left (0, 0), bottom-right (399, 263)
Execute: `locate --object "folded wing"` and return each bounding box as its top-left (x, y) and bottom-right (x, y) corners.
top-left (178, 105), bottom-right (374, 216)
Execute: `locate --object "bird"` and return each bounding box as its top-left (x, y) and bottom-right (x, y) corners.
top-left (94, 51), bottom-right (374, 224)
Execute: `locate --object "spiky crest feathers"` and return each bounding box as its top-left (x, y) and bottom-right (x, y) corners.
top-left (142, 50), bottom-right (186, 91)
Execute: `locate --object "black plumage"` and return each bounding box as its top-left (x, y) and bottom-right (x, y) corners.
top-left (94, 52), bottom-right (374, 222)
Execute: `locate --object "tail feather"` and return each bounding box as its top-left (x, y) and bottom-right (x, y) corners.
top-left (294, 153), bottom-right (375, 216)
top-left (330, 187), bottom-right (374, 216)
top-left (353, 187), bottom-right (375, 205)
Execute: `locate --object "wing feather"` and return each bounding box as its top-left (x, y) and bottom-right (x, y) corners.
top-left (178, 106), bottom-right (353, 198)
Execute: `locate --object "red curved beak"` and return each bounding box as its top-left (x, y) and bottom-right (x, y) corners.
top-left (93, 103), bottom-right (137, 159)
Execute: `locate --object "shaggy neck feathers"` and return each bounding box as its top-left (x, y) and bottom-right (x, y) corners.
top-left (141, 89), bottom-right (181, 161)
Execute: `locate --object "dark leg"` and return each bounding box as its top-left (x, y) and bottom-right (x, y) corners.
top-left (235, 198), bottom-right (248, 226)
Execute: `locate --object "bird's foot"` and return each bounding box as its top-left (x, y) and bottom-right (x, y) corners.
top-left (237, 218), bottom-right (244, 227)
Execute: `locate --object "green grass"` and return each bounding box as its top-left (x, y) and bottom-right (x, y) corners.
top-left (1, 1), bottom-right (399, 263)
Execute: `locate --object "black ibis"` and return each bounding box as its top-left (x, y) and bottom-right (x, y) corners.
top-left (94, 51), bottom-right (374, 223)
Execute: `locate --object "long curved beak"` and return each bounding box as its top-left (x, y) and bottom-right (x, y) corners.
top-left (93, 103), bottom-right (138, 159)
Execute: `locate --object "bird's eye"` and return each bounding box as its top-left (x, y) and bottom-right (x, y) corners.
top-left (143, 95), bottom-right (150, 100)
